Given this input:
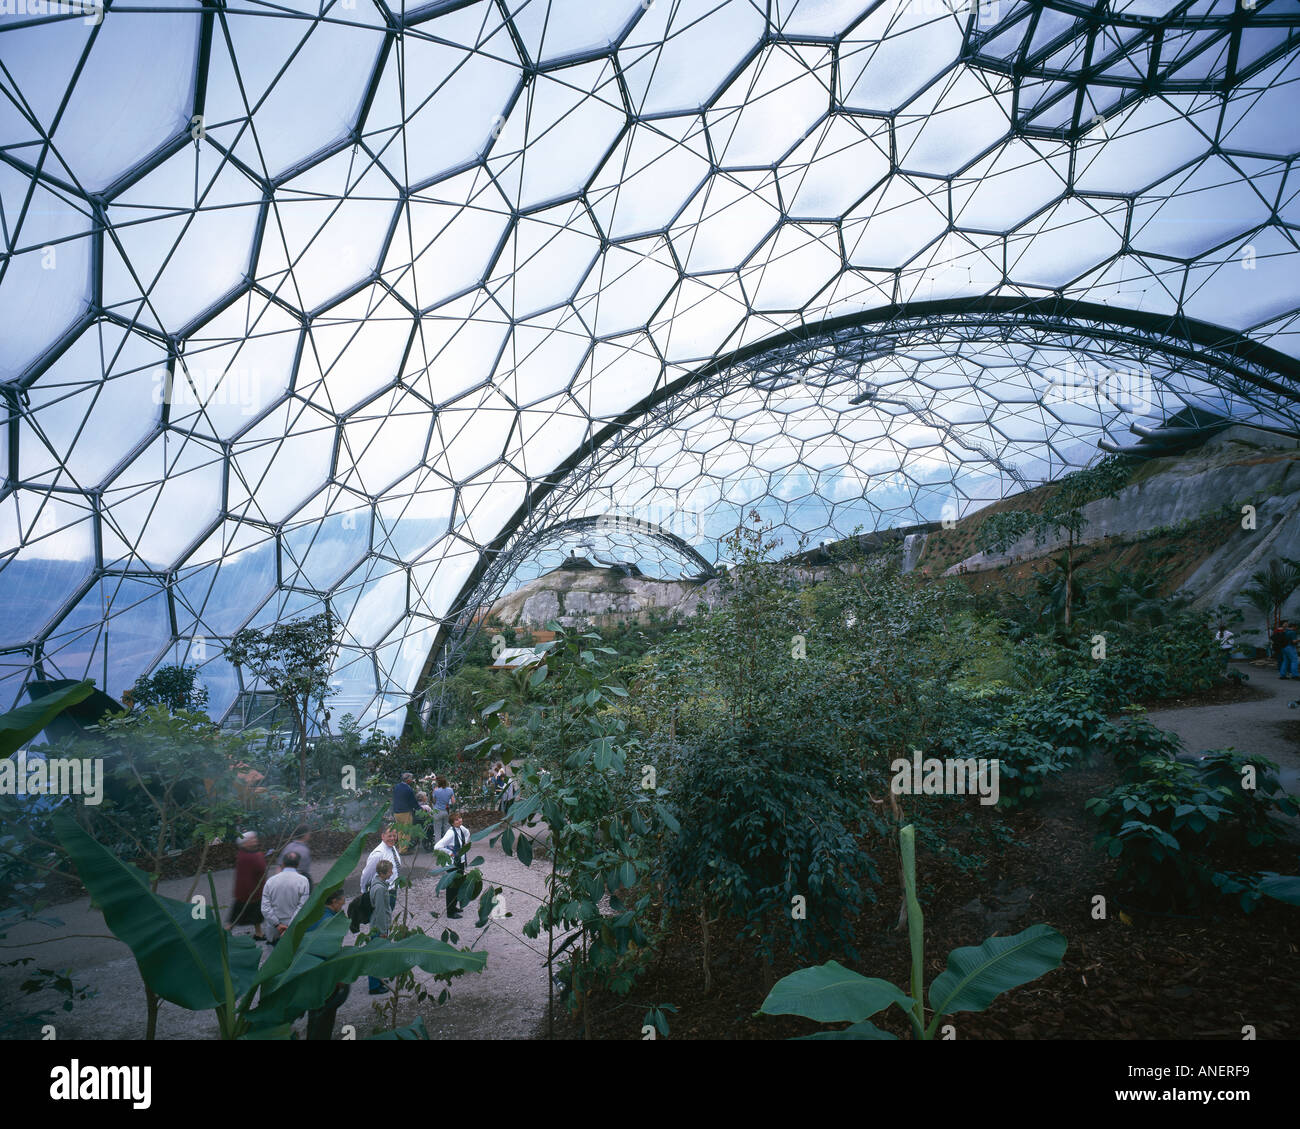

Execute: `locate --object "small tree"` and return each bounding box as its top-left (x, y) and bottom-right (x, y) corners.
top-left (225, 611), bottom-right (338, 798)
top-left (1243, 558), bottom-right (1300, 638)
top-left (128, 664), bottom-right (209, 714)
top-left (977, 455), bottom-right (1134, 628)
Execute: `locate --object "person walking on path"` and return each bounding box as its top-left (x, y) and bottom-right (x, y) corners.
top-left (359, 825), bottom-right (402, 914)
top-left (1282, 621), bottom-right (1299, 680)
top-left (1214, 623), bottom-right (1235, 673)
top-left (282, 824), bottom-right (314, 892)
top-left (366, 860), bottom-right (395, 994)
top-left (433, 813), bottom-right (470, 919)
top-left (228, 831), bottom-right (267, 941)
top-left (430, 775), bottom-right (455, 844)
top-left (393, 772), bottom-right (419, 853)
top-left (1273, 622), bottom-right (1290, 674)
top-left (261, 852), bottom-right (310, 945)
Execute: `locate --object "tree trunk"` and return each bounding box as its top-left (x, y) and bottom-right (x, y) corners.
top-left (145, 984), bottom-right (160, 1040)
top-left (546, 854), bottom-right (556, 1039)
top-left (1064, 533), bottom-right (1074, 630)
top-left (298, 701), bottom-right (308, 800)
top-left (699, 905), bottom-right (713, 994)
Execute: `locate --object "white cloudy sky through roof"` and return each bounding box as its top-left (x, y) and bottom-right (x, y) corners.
top-left (1, 0), bottom-right (1298, 730)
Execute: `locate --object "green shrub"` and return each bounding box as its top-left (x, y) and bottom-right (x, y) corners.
top-left (1085, 751), bottom-right (1297, 909)
top-left (1085, 760), bottom-right (1234, 908)
top-left (1093, 717), bottom-right (1183, 780)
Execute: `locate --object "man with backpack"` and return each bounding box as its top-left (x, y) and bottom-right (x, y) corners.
top-left (365, 860), bottom-right (395, 995)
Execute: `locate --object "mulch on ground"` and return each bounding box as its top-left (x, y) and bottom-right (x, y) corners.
top-left (1135, 675), bottom-right (1271, 711)
top-left (560, 755), bottom-right (1300, 1040)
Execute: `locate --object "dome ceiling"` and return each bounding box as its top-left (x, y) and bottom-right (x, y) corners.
top-left (1, 0), bottom-right (1298, 728)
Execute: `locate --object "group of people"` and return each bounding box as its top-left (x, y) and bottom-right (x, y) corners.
top-left (223, 762), bottom-right (507, 1025)
top-left (484, 763), bottom-right (515, 812)
top-left (391, 771), bottom-right (458, 853)
top-left (226, 812), bottom-right (475, 1001)
top-left (228, 824), bottom-right (314, 944)
top-left (1271, 621), bottom-right (1299, 679)
top-left (1214, 621), bottom-right (1299, 679)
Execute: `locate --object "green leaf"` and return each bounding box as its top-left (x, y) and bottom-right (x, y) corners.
top-left (254, 936), bottom-right (486, 1026)
top-left (927, 923), bottom-right (1066, 1032)
top-left (368, 1016), bottom-right (430, 1040)
top-left (529, 665), bottom-right (548, 688)
top-left (759, 960), bottom-right (914, 1023)
top-left (481, 699), bottom-right (506, 718)
top-left (516, 834), bottom-right (533, 866)
top-left (1257, 873), bottom-right (1300, 906)
top-left (654, 803), bottom-right (680, 834)
top-left (0, 680), bottom-right (96, 757)
top-left (51, 810), bottom-right (261, 1012)
top-left (795, 1019), bottom-right (899, 1040)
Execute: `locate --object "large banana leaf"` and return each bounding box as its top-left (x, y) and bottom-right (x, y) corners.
top-left (1, 680), bottom-right (95, 757)
top-left (250, 934), bottom-right (487, 1026)
top-left (926, 923), bottom-right (1066, 1036)
top-left (246, 910), bottom-right (350, 1014)
top-left (796, 1020), bottom-right (898, 1040)
top-left (52, 809), bottom-right (262, 1010)
top-left (759, 960), bottom-right (914, 1023)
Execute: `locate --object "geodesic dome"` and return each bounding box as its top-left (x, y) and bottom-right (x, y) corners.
top-left (2, 0), bottom-right (1299, 731)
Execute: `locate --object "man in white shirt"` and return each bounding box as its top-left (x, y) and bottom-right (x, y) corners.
top-left (433, 814), bottom-right (470, 919)
top-left (1214, 623), bottom-right (1235, 672)
top-left (359, 824), bottom-right (402, 912)
top-left (260, 852), bottom-right (310, 944)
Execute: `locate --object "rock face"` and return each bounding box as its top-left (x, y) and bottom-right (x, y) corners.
top-left (491, 566), bottom-right (721, 629)
top-left (940, 427), bottom-right (1300, 627)
top-left (493, 427), bottom-right (1300, 632)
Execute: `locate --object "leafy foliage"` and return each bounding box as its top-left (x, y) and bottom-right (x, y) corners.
top-left (760, 825), bottom-right (1066, 1039)
top-left (1085, 750), bottom-right (1298, 909)
top-left (127, 665), bottom-right (209, 714)
top-left (225, 611), bottom-right (339, 797)
top-left (50, 808), bottom-right (486, 1038)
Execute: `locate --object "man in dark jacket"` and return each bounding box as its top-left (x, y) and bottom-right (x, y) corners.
top-left (282, 824), bottom-right (313, 891)
top-left (393, 772), bottom-right (418, 854)
top-left (1282, 621), bottom-right (1299, 680)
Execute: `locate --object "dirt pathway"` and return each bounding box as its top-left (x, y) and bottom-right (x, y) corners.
top-left (1142, 661), bottom-right (1300, 799)
top-left (0, 833), bottom-right (553, 1040)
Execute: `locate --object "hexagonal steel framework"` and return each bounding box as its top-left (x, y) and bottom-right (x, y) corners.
top-left (2, 0), bottom-right (1299, 733)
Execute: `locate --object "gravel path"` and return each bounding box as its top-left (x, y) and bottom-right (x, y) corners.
top-left (0, 831), bottom-right (554, 1041)
top-left (1142, 661), bottom-right (1300, 800)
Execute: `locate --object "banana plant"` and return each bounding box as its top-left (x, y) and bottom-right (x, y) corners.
top-left (1, 680), bottom-right (95, 757)
top-left (760, 824), bottom-right (1066, 1039)
top-left (52, 806), bottom-right (487, 1038)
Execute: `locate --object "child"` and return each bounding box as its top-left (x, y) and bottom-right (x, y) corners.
top-left (367, 859), bottom-right (394, 994)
